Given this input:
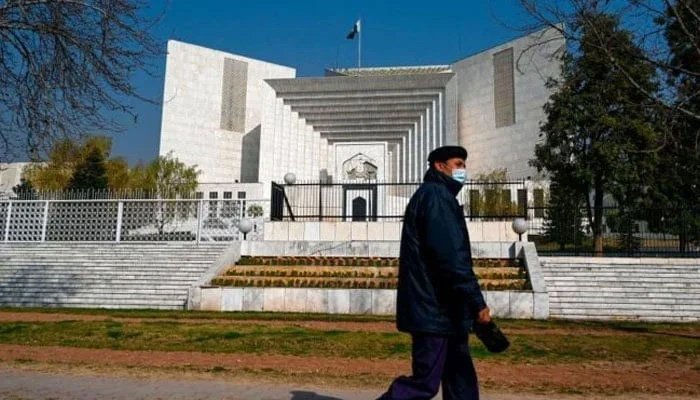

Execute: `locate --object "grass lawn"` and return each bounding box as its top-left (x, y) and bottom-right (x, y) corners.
top-left (0, 308), bottom-right (698, 365)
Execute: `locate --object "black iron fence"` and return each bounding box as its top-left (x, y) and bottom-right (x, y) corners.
top-left (527, 206), bottom-right (700, 257)
top-left (271, 180), bottom-right (528, 221)
top-left (269, 181), bottom-right (700, 257)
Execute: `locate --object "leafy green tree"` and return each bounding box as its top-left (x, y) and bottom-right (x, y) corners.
top-left (543, 180), bottom-right (585, 251)
top-left (127, 152), bottom-right (200, 237)
top-left (22, 139), bottom-right (82, 190)
top-left (531, 12), bottom-right (660, 255)
top-left (23, 136), bottom-right (126, 192)
top-left (650, 1), bottom-right (700, 252)
top-left (67, 146), bottom-right (109, 193)
top-left (12, 177), bottom-right (37, 199)
top-left (106, 157), bottom-right (132, 191)
top-left (605, 208), bottom-right (641, 255)
top-left (129, 152), bottom-right (199, 199)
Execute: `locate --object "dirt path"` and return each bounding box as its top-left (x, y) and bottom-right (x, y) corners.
top-left (0, 344), bottom-right (698, 396)
top-left (4, 366), bottom-right (697, 400)
top-left (1, 311), bottom-right (699, 396)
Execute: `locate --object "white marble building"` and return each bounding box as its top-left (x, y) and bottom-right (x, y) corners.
top-left (0, 162), bottom-right (32, 199)
top-left (159, 28), bottom-right (563, 199)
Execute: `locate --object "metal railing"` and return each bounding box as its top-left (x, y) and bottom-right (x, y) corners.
top-left (527, 206), bottom-right (700, 257)
top-left (9, 189), bottom-right (176, 200)
top-left (270, 180), bottom-right (528, 221)
top-left (0, 199), bottom-right (269, 243)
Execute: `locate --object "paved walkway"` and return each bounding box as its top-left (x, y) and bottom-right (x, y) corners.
top-left (0, 367), bottom-right (692, 400)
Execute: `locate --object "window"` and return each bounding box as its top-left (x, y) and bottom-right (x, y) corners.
top-left (237, 191), bottom-right (246, 199)
top-left (222, 191), bottom-right (235, 218)
top-left (208, 191), bottom-right (219, 217)
top-left (493, 47), bottom-right (516, 128)
top-left (195, 192), bottom-right (204, 199)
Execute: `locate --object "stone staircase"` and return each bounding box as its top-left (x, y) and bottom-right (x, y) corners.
top-left (212, 256), bottom-right (531, 291)
top-left (540, 257), bottom-right (700, 322)
top-left (0, 243), bottom-right (230, 309)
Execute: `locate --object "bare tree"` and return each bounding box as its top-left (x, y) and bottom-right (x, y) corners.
top-left (0, 0), bottom-right (163, 162)
top-left (513, 0), bottom-right (700, 123)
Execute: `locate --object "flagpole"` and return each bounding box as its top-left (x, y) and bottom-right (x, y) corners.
top-left (358, 18), bottom-right (361, 69)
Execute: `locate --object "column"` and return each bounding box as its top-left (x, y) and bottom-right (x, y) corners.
top-left (272, 97), bottom-right (284, 181)
top-left (283, 107), bottom-right (294, 176)
top-left (311, 126), bottom-right (320, 181)
top-left (395, 143), bottom-right (400, 183)
top-left (419, 114), bottom-right (425, 177)
top-left (258, 89), bottom-right (274, 184)
top-left (402, 136), bottom-right (407, 182)
top-left (438, 91), bottom-right (444, 147)
top-left (432, 99), bottom-right (437, 152)
top-left (304, 123), bottom-right (314, 180)
top-left (408, 128), bottom-right (414, 181)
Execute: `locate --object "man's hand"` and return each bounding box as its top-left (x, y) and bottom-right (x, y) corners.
top-left (477, 306), bottom-right (491, 324)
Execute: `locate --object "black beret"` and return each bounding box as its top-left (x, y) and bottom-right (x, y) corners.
top-left (427, 146), bottom-right (468, 165)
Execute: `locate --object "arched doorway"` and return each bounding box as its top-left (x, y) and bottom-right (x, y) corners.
top-left (351, 197), bottom-right (367, 221)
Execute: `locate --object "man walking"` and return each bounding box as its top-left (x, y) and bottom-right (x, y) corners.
top-left (379, 146), bottom-right (490, 400)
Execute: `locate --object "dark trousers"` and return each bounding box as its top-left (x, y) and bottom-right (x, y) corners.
top-left (378, 333), bottom-right (479, 400)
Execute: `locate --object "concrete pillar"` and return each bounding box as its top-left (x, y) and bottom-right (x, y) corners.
top-left (438, 91), bottom-right (444, 147)
top-left (416, 115), bottom-right (427, 179)
top-left (419, 113), bottom-right (426, 177)
top-left (283, 108), bottom-right (293, 176)
top-left (272, 97), bottom-right (284, 181)
top-left (387, 149), bottom-right (393, 183)
top-left (414, 122), bottom-right (420, 180)
top-left (311, 127), bottom-right (320, 181)
top-left (319, 137), bottom-right (328, 180)
top-left (394, 144), bottom-right (400, 183)
top-left (408, 128), bottom-right (414, 181)
top-left (305, 124), bottom-right (314, 179)
top-left (329, 142), bottom-right (337, 181)
top-left (402, 136), bottom-right (407, 182)
top-left (258, 88), bottom-right (275, 184)
top-left (432, 99), bottom-right (437, 153)
top-left (425, 107), bottom-right (431, 161)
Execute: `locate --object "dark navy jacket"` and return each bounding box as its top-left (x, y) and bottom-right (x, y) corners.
top-left (396, 168), bottom-right (487, 335)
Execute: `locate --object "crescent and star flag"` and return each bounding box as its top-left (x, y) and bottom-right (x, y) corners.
top-left (346, 19), bottom-right (361, 39)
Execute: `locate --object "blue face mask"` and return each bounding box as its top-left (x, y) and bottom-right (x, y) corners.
top-left (451, 168), bottom-right (467, 184)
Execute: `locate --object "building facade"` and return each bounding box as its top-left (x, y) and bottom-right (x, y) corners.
top-left (0, 162), bottom-right (31, 199)
top-left (159, 29), bottom-right (563, 199)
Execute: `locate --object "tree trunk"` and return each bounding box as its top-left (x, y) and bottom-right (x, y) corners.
top-left (679, 209), bottom-right (688, 254)
top-left (593, 177), bottom-right (604, 257)
top-left (594, 235), bottom-right (604, 256)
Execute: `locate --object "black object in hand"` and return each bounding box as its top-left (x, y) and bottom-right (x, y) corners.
top-left (474, 320), bottom-right (509, 353)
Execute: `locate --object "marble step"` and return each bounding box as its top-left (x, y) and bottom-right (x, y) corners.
top-left (548, 313), bottom-right (698, 322)
top-left (549, 297), bottom-right (700, 305)
top-left (0, 286), bottom-right (188, 294)
top-left (547, 290), bottom-right (700, 298)
top-left (0, 300), bottom-right (184, 310)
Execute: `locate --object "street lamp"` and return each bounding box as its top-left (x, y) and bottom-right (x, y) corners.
top-left (284, 172), bottom-right (297, 185)
top-left (238, 219), bottom-right (253, 240)
top-left (512, 218), bottom-right (527, 242)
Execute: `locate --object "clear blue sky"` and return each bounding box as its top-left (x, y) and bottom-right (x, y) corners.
top-left (112, 0), bottom-right (531, 165)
